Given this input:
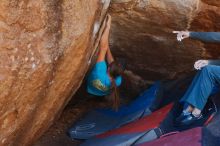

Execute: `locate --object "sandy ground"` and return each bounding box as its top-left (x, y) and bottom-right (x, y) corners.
top-left (33, 106), bottom-right (84, 146)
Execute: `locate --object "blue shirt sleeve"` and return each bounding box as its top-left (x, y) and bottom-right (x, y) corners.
top-left (115, 76), bottom-right (122, 87)
top-left (190, 32), bottom-right (220, 42)
top-left (208, 60), bottom-right (220, 66)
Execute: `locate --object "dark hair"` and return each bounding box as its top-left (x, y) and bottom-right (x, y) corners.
top-left (108, 61), bottom-right (124, 110)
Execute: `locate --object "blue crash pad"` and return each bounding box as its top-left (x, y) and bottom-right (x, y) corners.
top-left (80, 103), bottom-right (173, 146)
top-left (68, 82), bottom-right (161, 139)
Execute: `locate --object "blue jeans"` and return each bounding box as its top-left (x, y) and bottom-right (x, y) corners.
top-left (181, 65), bottom-right (220, 110)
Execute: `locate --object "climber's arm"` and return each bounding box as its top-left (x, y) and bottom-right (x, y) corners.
top-left (208, 60), bottom-right (220, 66)
top-left (97, 14), bottom-right (112, 63)
top-left (190, 32), bottom-right (220, 42)
top-left (106, 47), bottom-right (114, 64)
top-left (173, 31), bottom-right (220, 42)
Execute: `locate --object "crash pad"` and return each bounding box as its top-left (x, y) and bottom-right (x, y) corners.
top-left (68, 82), bottom-right (161, 139)
top-left (138, 127), bottom-right (202, 146)
top-left (80, 103), bottom-right (173, 146)
top-left (70, 78), bottom-right (219, 141)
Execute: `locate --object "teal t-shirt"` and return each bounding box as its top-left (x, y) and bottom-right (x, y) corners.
top-left (87, 61), bottom-right (122, 96)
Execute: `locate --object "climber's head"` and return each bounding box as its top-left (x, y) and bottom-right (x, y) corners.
top-left (108, 61), bottom-right (124, 79)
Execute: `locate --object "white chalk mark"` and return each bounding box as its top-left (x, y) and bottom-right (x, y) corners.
top-left (93, 22), bottom-right (100, 37)
top-left (102, 0), bottom-right (111, 9)
top-left (32, 63), bottom-right (36, 69)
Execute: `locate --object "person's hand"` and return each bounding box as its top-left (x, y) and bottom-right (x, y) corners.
top-left (173, 31), bottom-right (190, 41)
top-left (194, 60), bottom-right (209, 70)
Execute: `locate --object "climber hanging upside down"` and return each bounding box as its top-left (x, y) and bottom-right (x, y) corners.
top-left (87, 14), bottom-right (125, 110)
top-left (173, 31), bottom-right (220, 126)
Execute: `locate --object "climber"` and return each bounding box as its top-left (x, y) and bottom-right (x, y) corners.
top-left (87, 14), bottom-right (125, 110)
top-left (173, 31), bottom-right (220, 126)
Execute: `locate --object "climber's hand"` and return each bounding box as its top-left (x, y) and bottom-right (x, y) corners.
top-left (173, 31), bottom-right (190, 41)
top-left (194, 60), bottom-right (209, 70)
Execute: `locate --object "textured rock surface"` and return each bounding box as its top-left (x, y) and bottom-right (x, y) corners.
top-left (1, 0), bottom-right (220, 146)
top-left (0, 0), bottom-right (109, 145)
top-left (110, 0), bottom-right (220, 81)
top-left (201, 0), bottom-right (220, 7)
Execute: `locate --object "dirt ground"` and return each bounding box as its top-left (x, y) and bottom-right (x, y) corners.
top-left (34, 94), bottom-right (109, 146)
top-left (33, 106), bottom-right (84, 146)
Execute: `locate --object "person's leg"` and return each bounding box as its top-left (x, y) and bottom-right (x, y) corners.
top-left (176, 65), bottom-right (220, 126)
top-left (178, 70), bottom-right (204, 118)
top-left (181, 65), bottom-right (220, 111)
top-left (180, 70), bottom-right (203, 105)
top-left (179, 71), bottom-right (202, 118)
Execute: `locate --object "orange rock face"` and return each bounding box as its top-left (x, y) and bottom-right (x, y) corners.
top-left (0, 0), bottom-right (109, 145)
top-left (110, 0), bottom-right (220, 80)
top-left (201, 0), bottom-right (220, 7)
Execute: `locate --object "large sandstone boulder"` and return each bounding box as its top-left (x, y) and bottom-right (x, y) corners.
top-left (1, 0), bottom-right (220, 145)
top-left (110, 0), bottom-right (220, 81)
top-left (0, 0), bottom-right (109, 145)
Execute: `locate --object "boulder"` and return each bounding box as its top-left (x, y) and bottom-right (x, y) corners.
top-left (0, 0), bottom-right (109, 145)
top-left (110, 0), bottom-right (220, 80)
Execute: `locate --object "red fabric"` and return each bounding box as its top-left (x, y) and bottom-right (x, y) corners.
top-left (205, 114), bottom-right (215, 126)
top-left (97, 103), bottom-right (173, 138)
top-left (140, 127), bottom-right (202, 146)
